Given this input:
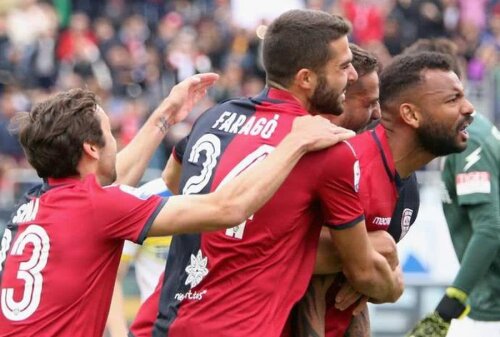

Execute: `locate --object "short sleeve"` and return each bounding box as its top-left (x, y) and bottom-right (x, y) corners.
top-left (451, 141), bottom-right (499, 206)
top-left (173, 135), bottom-right (189, 162)
top-left (91, 183), bottom-right (167, 244)
top-left (318, 142), bottom-right (365, 229)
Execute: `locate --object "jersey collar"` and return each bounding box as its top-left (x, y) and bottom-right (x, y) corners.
top-left (46, 175), bottom-right (91, 187)
top-left (255, 87), bottom-right (308, 116)
top-left (371, 125), bottom-right (399, 183)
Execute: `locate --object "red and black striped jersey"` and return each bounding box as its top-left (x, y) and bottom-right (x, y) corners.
top-left (139, 88), bottom-right (366, 337)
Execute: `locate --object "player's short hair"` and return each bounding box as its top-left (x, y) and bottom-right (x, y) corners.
top-left (15, 88), bottom-right (105, 179)
top-left (403, 38), bottom-right (461, 78)
top-left (263, 9), bottom-right (351, 87)
top-left (379, 52), bottom-right (455, 109)
top-left (350, 43), bottom-right (379, 78)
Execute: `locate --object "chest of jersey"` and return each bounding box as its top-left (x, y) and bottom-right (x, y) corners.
top-left (357, 154), bottom-right (398, 232)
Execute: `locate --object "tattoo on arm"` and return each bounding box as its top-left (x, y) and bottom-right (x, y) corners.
top-left (291, 275), bottom-right (336, 337)
top-left (344, 307), bottom-right (370, 337)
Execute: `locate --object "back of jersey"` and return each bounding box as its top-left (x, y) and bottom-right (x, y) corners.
top-left (152, 88), bottom-right (325, 337)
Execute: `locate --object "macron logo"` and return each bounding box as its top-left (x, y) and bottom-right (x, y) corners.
top-left (464, 147), bottom-right (482, 172)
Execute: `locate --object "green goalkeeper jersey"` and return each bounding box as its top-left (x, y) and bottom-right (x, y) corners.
top-left (441, 113), bottom-right (500, 321)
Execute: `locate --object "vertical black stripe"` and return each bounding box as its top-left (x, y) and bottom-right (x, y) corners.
top-left (153, 94), bottom-right (262, 336)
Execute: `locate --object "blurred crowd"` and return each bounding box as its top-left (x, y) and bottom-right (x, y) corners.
top-left (0, 0), bottom-right (499, 197)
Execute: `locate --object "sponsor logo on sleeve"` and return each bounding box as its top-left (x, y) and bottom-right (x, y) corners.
top-left (353, 160), bottom-right (360, 192)
top-left (463, 147), bottom-right (482, 172)
top-left (456, 171), bottom-right (491, 195)
top-left (400, 208), bottom-right (413, 240)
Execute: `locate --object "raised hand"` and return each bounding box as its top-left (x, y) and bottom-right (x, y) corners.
top-left (153, 73), bottom-right (220, 127)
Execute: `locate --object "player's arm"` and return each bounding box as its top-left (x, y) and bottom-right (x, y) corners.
top-left (345, 308), bottom-right (371, 337)
top-left (147, 116), bottom-right (355, 236)
top-left (314, 229), bottom-right (398, 275)
top-left (115, 73), bottom-right (219, 186)
top-left (408, 143), bottom-right (500, 337)
top-left (162, 153), bottom-right (182, 195)
top-left (407, 199), bottom-right (500, 337)
top-left (318, 146), bottom-right (403, 303)
top-left (329, 223), bottom-right (403, 303)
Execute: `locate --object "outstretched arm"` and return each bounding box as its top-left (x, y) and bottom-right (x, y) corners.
top-left (115, 73), bottom-right (219, 186)
top-left (148, 116), bottom-right (355, 236)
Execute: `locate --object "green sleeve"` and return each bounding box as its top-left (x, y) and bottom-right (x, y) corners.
top-left (452, 140), bottom-right (495, 206)
top-left (452, 202), bottom-right (500, 293)
top-left (450, 142), bottom-right (500, 293)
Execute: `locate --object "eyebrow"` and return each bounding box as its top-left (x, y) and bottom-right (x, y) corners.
top-left (339, 58), bottom-right (352, 67)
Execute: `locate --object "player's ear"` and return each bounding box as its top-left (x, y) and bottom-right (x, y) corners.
top-left (295, 68), bottom-right (317, 91)
top-left (82, 142), bottom-right (100, 160)
top-left (399, 103), bottom-right (420, 128)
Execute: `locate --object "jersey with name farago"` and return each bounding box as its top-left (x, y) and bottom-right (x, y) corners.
top-left (323, 125), bottom-right (420, 337)
top-left (0, 175), bottom-right (165, 337)
top-left (441, 113), bottom-right (500, 321)
top-left (150, 88), bottom-right (365, 337)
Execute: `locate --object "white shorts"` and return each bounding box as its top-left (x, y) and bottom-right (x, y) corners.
top-left (447, 317), bottom-right (500, 337)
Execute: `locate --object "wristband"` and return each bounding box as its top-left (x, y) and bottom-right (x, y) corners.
top-left (435, 287), bottom-right (470, 322)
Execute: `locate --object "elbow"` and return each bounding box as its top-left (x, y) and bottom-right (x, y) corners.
top-left (343, 260), bottom-right (404, 303)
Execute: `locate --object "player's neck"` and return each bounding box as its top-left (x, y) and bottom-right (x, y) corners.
top-left (385, 127), bottom-right (436, 178)
top-left (267, 81), bottom-right (310, 111)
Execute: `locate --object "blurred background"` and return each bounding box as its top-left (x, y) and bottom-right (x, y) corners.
top-left (0, 0), bottom-right (498, 336)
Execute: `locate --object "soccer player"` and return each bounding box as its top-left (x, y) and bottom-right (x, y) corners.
top-left (296, 43), bottom-right (385, 337)
top-left (327, 43), bottom-right (381, 133)
top-left (130, 10), bottom-right (405, 337)
top-left (291, 49), bottom-right (475, 337)
top-left (407, 40), bottom-right (500, 337)
top-left (128, 42), bottom-right (385, 337)
top-left (0, 80), bottom-right (353, 336)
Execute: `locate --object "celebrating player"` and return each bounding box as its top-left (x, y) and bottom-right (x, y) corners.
top-left (131, 9), bottom-right (404, 337)
top-left (0, 73), bottom-right (353, 336)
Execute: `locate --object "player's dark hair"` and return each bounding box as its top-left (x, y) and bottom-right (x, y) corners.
top-left (263, 9), bottom-right (351, 87)
top-left (15, 88), bottom-right (105, 179)
top-left (379, 52), bottom-right (454, 109)
top-left (350, 43), bottom-right (379, 78)
top-left (403, 38), bottom-right (462, 78)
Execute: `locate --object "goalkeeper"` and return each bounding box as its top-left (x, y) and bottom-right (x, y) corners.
top-left (407, 39), bottom-right (500, 337)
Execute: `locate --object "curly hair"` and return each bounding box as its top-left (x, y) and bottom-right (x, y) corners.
top-left (379, 52), bottom-right (454, 109)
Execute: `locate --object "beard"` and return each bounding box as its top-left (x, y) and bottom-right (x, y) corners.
top-left (416, 115), bottom-right (470, 156)
top-left (309, 74), bottom-right (344, 116)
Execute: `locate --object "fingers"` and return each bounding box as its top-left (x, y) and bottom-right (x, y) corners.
top-left (190, 73), bottom-right (220, 89)
top-left (332, 127), bottom-right (356, 142)
top-left (335, 283), bottom-right (363, 311)
top-left (331, 125), bottom-right (355, 136)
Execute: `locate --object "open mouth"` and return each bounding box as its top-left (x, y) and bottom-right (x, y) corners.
top-left (458, 117), bottom-right (473, 139)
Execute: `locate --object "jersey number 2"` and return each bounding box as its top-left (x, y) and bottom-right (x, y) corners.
top-left (0, 225), bottom-right (50, 321)
top-left (182, 133), bottom-right (274, 239)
